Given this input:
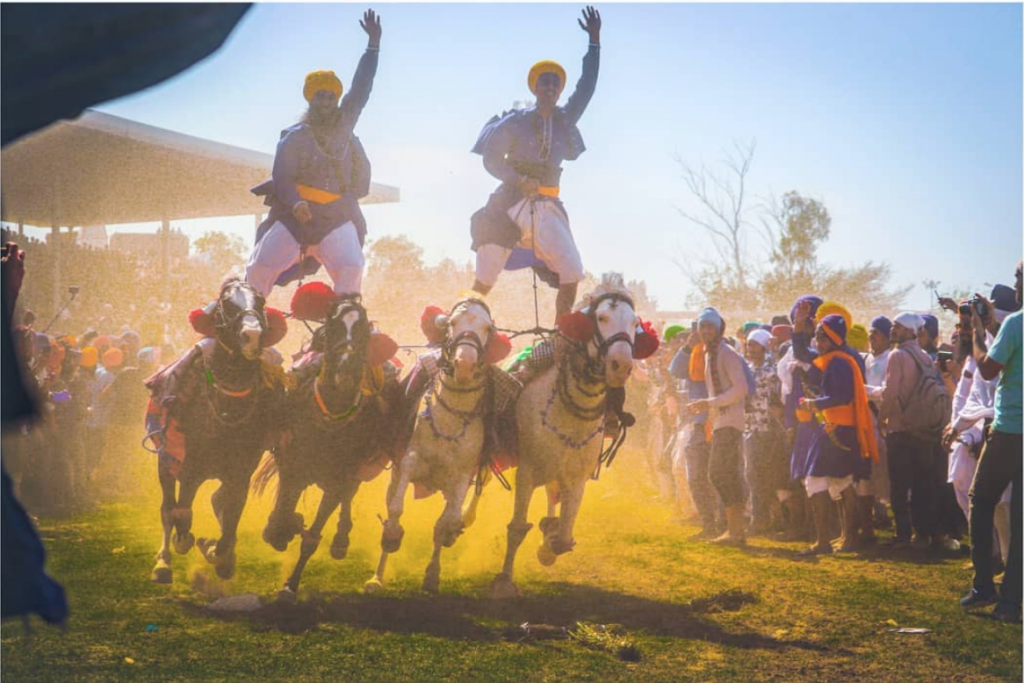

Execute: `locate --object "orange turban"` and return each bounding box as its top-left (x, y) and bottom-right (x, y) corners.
top-left (528, 60), bottom-right (566, 94)
top-left (102, 347), bottom-right (123, 369)
top-left (80, 346), bottom-right (99, 369)
top-left (303, 70), bottom-right (343, 102)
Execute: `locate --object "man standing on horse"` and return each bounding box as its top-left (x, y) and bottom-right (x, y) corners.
top-left (247, 9), bottom-right (382, 297)
top-left (469, 6), bottom-right (601, 321)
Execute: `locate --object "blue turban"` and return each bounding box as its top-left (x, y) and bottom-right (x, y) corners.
top-left (790, 295), bottom-right (824, 324)
top-left (697, 306), bottom-right (724, 332)
top-left (869, 316), bottom-right (892, 339)
top-left (818, 313), bottom-right (848, 345)
top-left (991, 284), bottom-right (1021, 313)
top-left (920, 314), bottom-right (939, 341)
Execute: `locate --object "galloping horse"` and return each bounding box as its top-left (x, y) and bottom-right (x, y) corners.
top-left (491, 273), bottom-right (658, 598)
top-left (364, 298), bottom-right (515, 594)
top-left (251, 284), bottom-right (401, 603)
top-left (145, 277), bottom-right (288, 583)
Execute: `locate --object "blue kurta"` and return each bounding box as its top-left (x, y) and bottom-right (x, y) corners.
top-left (252, 49), bottom-right (379, 284)
top-left (469, 45), bottom-right (600, 287)
top-left (791, 332), bottom-right (871, 480)
top-left (803, 354), bottom-right (864, 479)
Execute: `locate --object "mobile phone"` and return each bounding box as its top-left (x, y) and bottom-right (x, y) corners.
top-left (937, 349), bottom-right (954, 363)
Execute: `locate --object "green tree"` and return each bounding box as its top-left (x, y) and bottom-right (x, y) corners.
top-left (193, 231), bottom-right (247, 279)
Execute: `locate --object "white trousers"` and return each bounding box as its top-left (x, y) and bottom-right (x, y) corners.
top-left (805, 474), bottom-right (854, 501)
top-left (475, 198), bottom-right (584, 287)
top-left (245, 221), bottom-right (364, 297)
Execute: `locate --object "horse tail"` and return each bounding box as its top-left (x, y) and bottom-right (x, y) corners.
top-left (250, 451), bottom-right (279, 497)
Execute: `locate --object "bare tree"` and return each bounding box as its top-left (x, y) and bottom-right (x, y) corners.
top-left (673, 139), bottom-right (758, 311)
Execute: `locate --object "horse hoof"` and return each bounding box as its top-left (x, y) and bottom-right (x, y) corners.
top-left (538, 516), bottom-right (559, 535)
top-left (151, 564), bottom-right (172, 584)
top-left (363, 578), bottom-right (384, 594)
top-left (215, 552), bottom-right (236, 580)
top-left (262, 527), bottom-right (291, 553)
top-left (329, 537), bottom-right (349, 560)
top-left (197, 538), bottom-right (216, 562)
top-left (537, 544), bottom-right (558, 567)
top-left (276, 587), bottom-right (297, 604)
top-left (422, 572), bottom-right (440, 594)
top-left (172, 531), bottom-right (194, 555)
top-left (381, 525), bottom-right (404, 553)
top-left (490, 574), bottom-right (521, 599)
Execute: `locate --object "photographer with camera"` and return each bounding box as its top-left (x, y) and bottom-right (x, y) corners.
top-left (959, 263), bottom-right (1023, 623)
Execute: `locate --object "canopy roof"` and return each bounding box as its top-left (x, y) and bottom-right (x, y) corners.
top-left (0, 109), bottom-right (399, 227)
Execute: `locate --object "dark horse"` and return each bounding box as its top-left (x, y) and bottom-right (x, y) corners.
top-left (251, 289), bottom-right (400, 603)
top-left (145, 277), bottom-right (288, 583)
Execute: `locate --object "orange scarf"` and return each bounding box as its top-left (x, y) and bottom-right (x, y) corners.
top-left (812, 351), bottom-right (879, 462)
top-left (688, 343), bottom-right (706, 382)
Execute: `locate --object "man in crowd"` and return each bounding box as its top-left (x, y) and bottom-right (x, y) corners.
top-left (742, 328), bottom-right (784, 535)
top-left (687, 306), bottom-right (750, 545)
top-left (881, 313), bottom-right (945, 548)
top-left (960, 262), bottom-right (1023, 623)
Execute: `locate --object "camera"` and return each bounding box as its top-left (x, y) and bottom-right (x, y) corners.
top-left (966, 297), bottom-right (986, 317)
top-left (68, 285), bottom-right (80, 296)
top-left (937, 349), bottom-right (954, 363)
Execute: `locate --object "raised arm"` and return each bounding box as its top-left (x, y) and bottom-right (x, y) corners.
top-left (339, 9), bottom-right (382, 125)
top-left (562, 6), bottom-right (601, 124)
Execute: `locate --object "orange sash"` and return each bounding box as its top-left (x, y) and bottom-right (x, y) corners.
top-left (811, 351), bottom-right (879, 462)
top-left (297, 184), bottom-right (342, 205)
top-left (538, 186), bottom-right (560, 198)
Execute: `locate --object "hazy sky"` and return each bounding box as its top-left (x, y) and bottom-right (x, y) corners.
top-left (91, 2), bottom-right (1022, 311)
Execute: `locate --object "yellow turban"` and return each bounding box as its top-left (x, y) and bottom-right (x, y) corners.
top-left (528, 60), bottom-right (567, 94)
top-left (848, 324), bottom-right (869, 353)
top-left (80, 346), bottom-right (98, 369)
top-left (303, 70), bottom-right (343, 102)
top-left (817, 301), bottom-right (853, 329)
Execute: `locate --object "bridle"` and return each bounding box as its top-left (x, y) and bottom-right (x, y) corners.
top-left (214, 282), bottom-right (268, 350)
top-left (585, 292), bottom-right (636, 360)
top-left (441, 297), bottom-right (493, 372)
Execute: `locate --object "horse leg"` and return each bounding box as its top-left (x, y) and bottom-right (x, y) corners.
top-left (152, 462), bottom-right (176, 583)
top-left (278, 488), bottom-right (341, 603)
top-left (548, 479), bottom-right (585, 559)
top-left (198, 479), bottom-right (248, 580)
top-left (171, 477), bottom-right (200, 555)
top-left (381, 453), bottom-right (417, 553)
top-left (263, 473), bottom-right (305, 552)
top-left (365, 459), bottom-right (415, 593)
top-left (424, 477), bottom-right (472, 594)
top-left (492, 467), bottom-right (535, 599)
top-left (461, 469), bottom-right (490, 530)
top-left (330, 479), bottom-right (360, 560)
top-left (537, 485), bottom-right (562, 567)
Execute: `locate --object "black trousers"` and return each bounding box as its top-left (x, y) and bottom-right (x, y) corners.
top-left (969, 429), bottom-right (1022, 607)
top-left (709, 427), bottom-right (745, 508)
top-left (886, 431), bottom-right (941, 540)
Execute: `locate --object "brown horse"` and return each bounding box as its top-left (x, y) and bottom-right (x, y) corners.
top-left (145, 277), bottom-right (288, 583)
top-left (252, 288), bottom-right (401, 603)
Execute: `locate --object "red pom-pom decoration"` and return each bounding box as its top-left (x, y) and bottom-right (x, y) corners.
top-left (189, 308), bottom-right (217, 338)
top-left (366, 332), bottom-right (399, 366)
top-left (482, 332), bottom-right (512, 365)
top-left (633, 320), bottom-right (660, 360)
top-left (265, 308), bottom-right (288, 347)
top-left (291, 282), bottom-right (337, 321)
top-left (556, 310), bottom-right (595, 342)
top-left (420, 305), bottom-right (447, 344)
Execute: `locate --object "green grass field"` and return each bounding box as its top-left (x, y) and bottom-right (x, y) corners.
top-left (2, 450), bottom-right (1020, 683)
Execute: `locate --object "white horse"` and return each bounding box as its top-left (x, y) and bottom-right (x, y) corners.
top-left (364, 298), bottom-right (513, 594)
top-left (492, 274), bottom-right (649, 598)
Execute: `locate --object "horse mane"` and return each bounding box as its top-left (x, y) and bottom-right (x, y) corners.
top-left (576, 272), bottom-right (633, 311)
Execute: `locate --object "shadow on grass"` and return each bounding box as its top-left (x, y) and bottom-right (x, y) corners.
top-left (738, 539), bottom-right (958, 566)
top-left (181, 583), bottom-right (839, 654)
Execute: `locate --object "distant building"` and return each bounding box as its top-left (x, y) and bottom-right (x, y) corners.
top-left (78, 225), bottom-right (108, 249)
top-left (109, 229), bottom-right (189, 263)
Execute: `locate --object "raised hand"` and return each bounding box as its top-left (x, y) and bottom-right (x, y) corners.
top-left (578, 5), bottom-right (601, 44)
top-left (360, 8), bottom-right (382, 48)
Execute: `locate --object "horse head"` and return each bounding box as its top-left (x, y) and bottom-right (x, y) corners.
top-left (214, 278), bottom-right (270, 362)
top-left (423, 298), bottom-right (511, 386)
top-left (556, 273), bottom-right (660, 388)
top-left (322, 295), bottom-right (371, 389)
